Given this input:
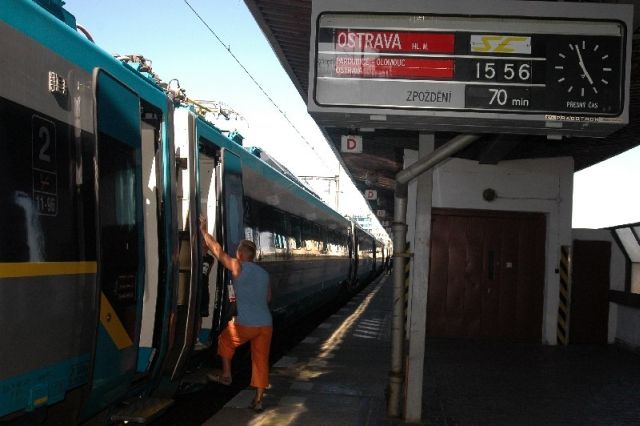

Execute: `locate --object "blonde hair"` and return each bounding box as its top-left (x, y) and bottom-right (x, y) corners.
top-left (237, 239), bottom-right (257, 260)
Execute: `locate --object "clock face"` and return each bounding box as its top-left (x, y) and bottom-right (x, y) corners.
top-left (554, 40), bottom-right (612, 97)
top-left (547, 36), bottom-right (622, 115)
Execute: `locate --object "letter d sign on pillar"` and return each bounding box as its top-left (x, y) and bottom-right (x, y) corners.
top-left (341, 135), bottom-right (363, 153)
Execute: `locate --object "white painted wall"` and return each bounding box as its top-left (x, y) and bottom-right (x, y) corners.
top-left (406, 154), bottom-right (575, 344)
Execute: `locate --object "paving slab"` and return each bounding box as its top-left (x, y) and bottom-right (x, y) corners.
top-left (205, 272), bottom-right (640, 425)
top-left (204, 274), bottom-right (394, 425)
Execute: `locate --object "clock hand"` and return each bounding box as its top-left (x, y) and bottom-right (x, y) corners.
top-left (575, 44), bottom-right (594, 85)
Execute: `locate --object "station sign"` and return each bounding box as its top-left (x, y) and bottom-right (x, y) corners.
top-left (364, 189), bottom-right (378, 200)
top-left (308, 0), bottom-right (633, 137)
top-left (340, 134), bottom-right (363, 153)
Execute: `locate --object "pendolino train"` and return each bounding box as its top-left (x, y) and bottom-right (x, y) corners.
top-left (0, 1), bottom-right (387, 424)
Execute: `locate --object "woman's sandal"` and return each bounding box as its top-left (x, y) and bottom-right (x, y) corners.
top-left (249, 399), bottom-right (264, 413)
top-left (207, 371), bottom-right (232, 386)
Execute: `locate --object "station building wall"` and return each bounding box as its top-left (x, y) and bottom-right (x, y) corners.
top-left (572, 228), bottom-right (640, 348)
top-left (405, 151), bottom-right (574, 344)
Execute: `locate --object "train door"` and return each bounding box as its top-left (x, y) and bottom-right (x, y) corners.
top-left (373, 240), bottom-right (378, 272)
top-left (167, 111), bottom-right (200, 379)
top-left (83, 71), bottom-right (145, 415)
top-left (167, 112), bottom-right (246, 379)
top-left (136, 103), bottom-right (166, 374)
top-left (349, 225), bottom-right (358, 290)
top-left (211, 148), bottom-right (245, 334)
top-left (197, 138), bottom-right (222, 345)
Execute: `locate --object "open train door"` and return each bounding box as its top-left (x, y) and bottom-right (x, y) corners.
top-left (194, 138), bottom-right (223, 347)
top-left (347, 222), bottom-right (358, 292)
top-left (195, 136), bottom-right (246, 345)
top-left (82, 70), bottom-right (145, 416)
top-left (167, 111), bottom-right (246, 381)
top-left (211, 148), bottom-right (245, 335)
top-left (166, 110), bottom-right (200, 381)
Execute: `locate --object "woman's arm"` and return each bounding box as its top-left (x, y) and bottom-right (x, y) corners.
top-left (199, 216), bottom-right (241, 279)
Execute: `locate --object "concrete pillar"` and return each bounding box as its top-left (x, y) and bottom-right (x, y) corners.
top-left (404, 134), bottom-right (435, 422)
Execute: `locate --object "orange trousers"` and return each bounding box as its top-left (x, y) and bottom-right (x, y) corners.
top-left (218, 319), bottom-right (273, 389)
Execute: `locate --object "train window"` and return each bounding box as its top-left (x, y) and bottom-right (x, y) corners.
top-left (248, 199), bottom-right (291, 255)
top-left (290, 216), bottom-right (302, 250)
top-left (0, 97), bottom-right (96, 262)
top-left (198, 147), bottom-right (218, 235)
top-left (320, 226), bottom-right (328, 253)
top-left (99, 142), bottom-right (137, 227)
top-left (301, 219), bottom-right (315, 251)
top-left (221, 150), bottom-right (244, 257)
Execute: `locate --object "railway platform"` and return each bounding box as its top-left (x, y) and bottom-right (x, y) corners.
top-left (202, 270), bottom-right (640, 425)
top-left (203, 273), bottom-right (398, 425)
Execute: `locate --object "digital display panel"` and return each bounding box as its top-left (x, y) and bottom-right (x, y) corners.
top-left (314, 14), bottom-right (626, 117)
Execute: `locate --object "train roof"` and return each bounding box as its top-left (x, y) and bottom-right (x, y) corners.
top-left (353, 221), bottom-right (384, 244)
top-left (5, 1), bottom-right (170, 108)
top-left (244, 146), bottom-right (322, 200)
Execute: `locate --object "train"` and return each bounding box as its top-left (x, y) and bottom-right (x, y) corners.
top-left (0, 1), bottom-right (388, 424)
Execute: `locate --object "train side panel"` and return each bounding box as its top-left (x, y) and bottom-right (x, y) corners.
top-left (245, 198), bottom-right (351, 323)
top-left (1, 3), bottom-right (177, 421)
top-left (239, 152), bottom-right (352, 321)
top-left (0, 7), bottom-right (98, 418)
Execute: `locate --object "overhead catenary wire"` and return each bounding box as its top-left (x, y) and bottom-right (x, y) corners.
top-left (182, 0), bottom-right (332, 167)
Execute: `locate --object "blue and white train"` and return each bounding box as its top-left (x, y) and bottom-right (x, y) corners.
top-left (0, 1), bottom-right (387, 423)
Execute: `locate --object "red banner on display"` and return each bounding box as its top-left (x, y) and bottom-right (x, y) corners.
top-left (335, 56), bottom-right (454, 79)
top-left (334, 30), bottom-right (455, 53)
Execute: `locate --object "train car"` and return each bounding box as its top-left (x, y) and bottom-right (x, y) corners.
top-left (375, 239), bottom-right (386, 274)
top-left (353, 224), bottom-right (377, 288)
top-left (165, 107), bottom-right (354, 376)
top-left (0, 1), bottom-right (181, 422)
top-left (0, 1), bottom-right (383, 423)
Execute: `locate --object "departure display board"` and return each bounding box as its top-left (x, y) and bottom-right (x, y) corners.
top-left (308, 1), bottom-right (633, 137)
top-left (314, 14), bottom-right (626, 116)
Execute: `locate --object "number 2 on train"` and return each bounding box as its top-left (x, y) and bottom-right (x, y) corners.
top-left (31, 115), bottom-right (56, 172)
top-left (38, 126), bottom-right (51, 162)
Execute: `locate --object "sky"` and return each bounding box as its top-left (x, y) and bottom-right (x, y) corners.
top-left (573, 145), bottom-right (640, 228)
top-left (63, 0), bottom-right (639, 231)
top-left (63, 0), bottom-right (387, 237)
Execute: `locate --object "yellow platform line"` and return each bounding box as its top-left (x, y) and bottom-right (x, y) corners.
top-left (100, 293), bottom-right (134, 350)
top-left (0, 261), bottom-right (97, 278)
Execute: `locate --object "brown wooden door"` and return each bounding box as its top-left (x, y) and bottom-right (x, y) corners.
top-left (570, 240), bottom-right (610, 344)
top-left (427, 209), bottom-right (546, 341)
